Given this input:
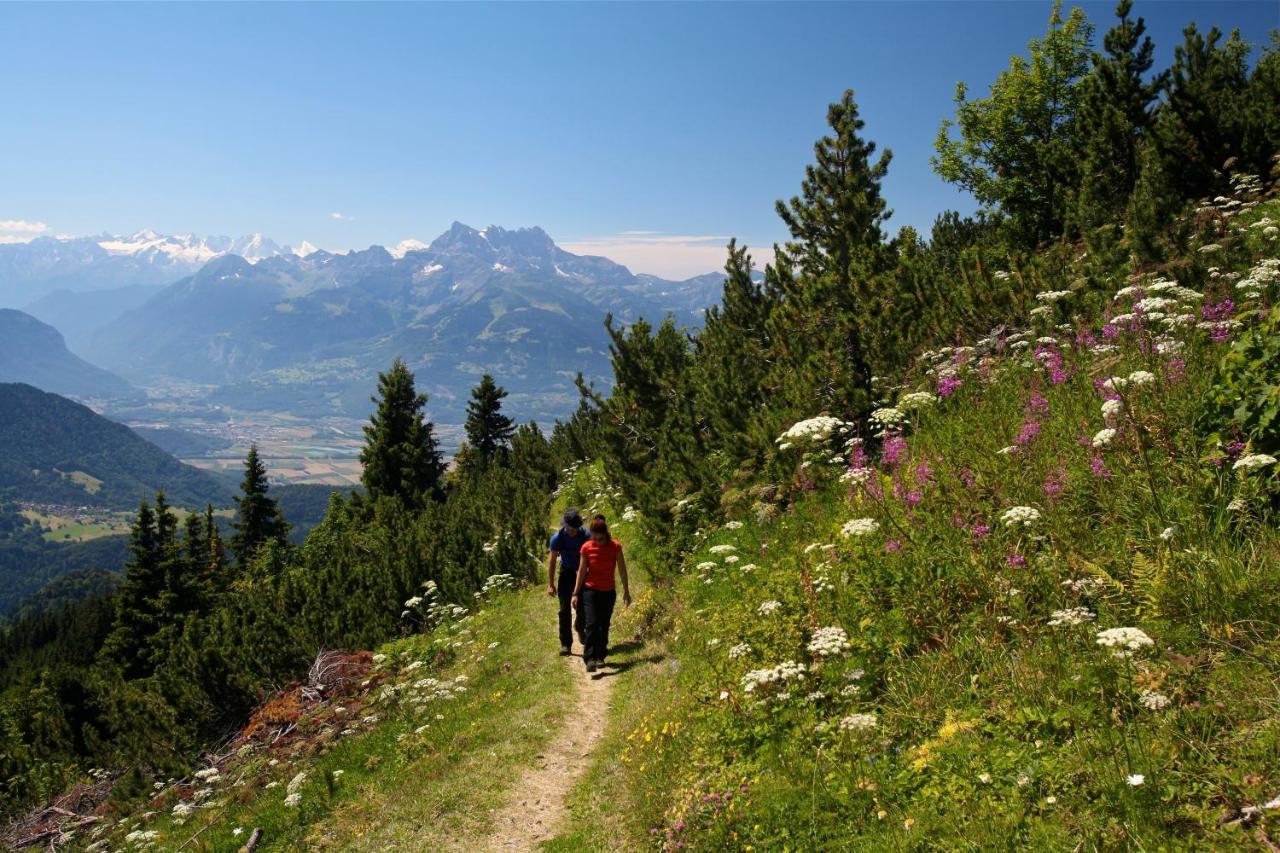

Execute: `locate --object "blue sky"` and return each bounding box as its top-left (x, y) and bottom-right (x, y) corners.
top-left (2, 1), bottom-right (1275, 277)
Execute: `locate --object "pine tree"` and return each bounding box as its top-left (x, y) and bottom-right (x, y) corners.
top-left (776, 89), bottom-right (892, 287)
top-left (693, 240), bottom-right (777, 466)
top-left (1152, 24), bottom-right (1252, 203)
top-left (1072, 0), bottom-right (1162, 235)
top-left (360, 359), bottom-right (446, 508)
top-left (463, 373), bottom-right (516, 470)
top-left (230, 444), bottom-right (289, 567)
top-left (766, 90), bottom-right (890, 423)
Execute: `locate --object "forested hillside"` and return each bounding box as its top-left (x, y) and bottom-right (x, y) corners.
top-left (3, 2), bottom-right (1279, 850)
top-left (0, 384), bottom-right (230, 510)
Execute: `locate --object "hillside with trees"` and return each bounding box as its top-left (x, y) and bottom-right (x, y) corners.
top-left (0, 383), bottom-right (231, 510)
top-left (2, 3), bottom-right (1279, 850)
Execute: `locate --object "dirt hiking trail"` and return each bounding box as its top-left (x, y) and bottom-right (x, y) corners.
top-left (479, 648), bottom-right (617, 851)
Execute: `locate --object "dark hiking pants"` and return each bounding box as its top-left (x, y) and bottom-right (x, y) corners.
top-left (558, 569), bottom-right (584, 648)
top-left (582, 588), bottom-right (617, 663)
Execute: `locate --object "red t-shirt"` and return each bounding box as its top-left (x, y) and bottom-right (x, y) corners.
top-left (579, 538), bottom-right (622, 591)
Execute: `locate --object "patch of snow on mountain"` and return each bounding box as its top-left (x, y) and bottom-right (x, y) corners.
top-left (390, 239), bottom-right (429, 259)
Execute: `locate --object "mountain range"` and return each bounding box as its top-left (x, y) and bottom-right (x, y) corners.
top-left (76, 223), bottom-right (731, 423)
top-left (0, 230), bottom-right (291, 308)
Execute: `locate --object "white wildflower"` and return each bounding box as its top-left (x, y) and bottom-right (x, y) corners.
top-left (1138, 689), bottom-right (1170, 711)
top-left (1000, 506), bottom-right (1041, 529)
top-left (757, 600), bottom-right (782, 616)
top-left (1047, 607), bottom-right (1095, 627)
top-left (1127, 370), bottom-right (1155, 386)
top-left (839, 713), bottom-right (878, 732)
top-left (741, 660), bottom-right (806, 693)
top-left (1092, 428), bottom-right (1117, 448)
top-left (807, 626), bottom-right (851, 657)
top-left (776, 416), bottom-right (846, 445)
top-left (840, 518), bottom-right (880, 538)
top-left (1233, 453), bottom-right (1276, 473)
top-left (1127, 774), bottom-right (1145, 786)
top-left (1096, 627), bottom-right (1155, 653)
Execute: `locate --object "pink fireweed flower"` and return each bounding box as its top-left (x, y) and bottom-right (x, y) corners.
top-left (1202, 299), bottom-right (1234, 321)
top-left (1043, 467), bottom-right (1067, 500)
top-left (882, 434), bottom-right (908, 468)
top-left (914, 461), bottom-right (933, 486)
top-left (970, 520), bottom-right (991, 541)
top-left (1006, 552), bottom-right (1026, 569)
top-left (1090, 455), bottom-right (1112, 479)
top-left (938, 375), bottom-right (964, 398)
top-left (884, 539), bottom-right (903, 553)
top-left (1102, 324), bottom-right (1121, 340)
top-left (959, 466), bottom-right (976, 489)
top-left (1026, 390), bottom-right (1050, 415)
top-left (1016, 417), bottom-right (1041, 446)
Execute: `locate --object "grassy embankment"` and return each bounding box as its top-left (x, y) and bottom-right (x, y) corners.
top-left (545, 195), bottom-right (1280, 850)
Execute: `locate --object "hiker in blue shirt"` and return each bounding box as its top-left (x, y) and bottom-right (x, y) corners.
top-left (548, 507), bottom-right (590, 655)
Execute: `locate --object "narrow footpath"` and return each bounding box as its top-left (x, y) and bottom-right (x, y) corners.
top-left (480, 647), bottom-right (616, 851)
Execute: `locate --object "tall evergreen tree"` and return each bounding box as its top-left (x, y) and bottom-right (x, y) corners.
top-left (360, 359), bottom-right (446, 508)
top-left (1152, 24), bottom-right (1252, 202)
top-left (693, 241), bottom-right (777, 466)
top-left (766, 89), bottom-right (890, 423)
top-left (463, 373), bottom-right (516, 469)
top-left (229, 444), bottom-right (289, 567)
top-left (1072, 0), bottom-right (1163, 234)
top-left (99, 496), bottom-right (179, 678)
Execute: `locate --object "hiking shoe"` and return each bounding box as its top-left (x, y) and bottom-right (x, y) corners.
top-left (585, 660), bottom-right (598, 673)
top-left (559, 645), bottom-right (571, 656)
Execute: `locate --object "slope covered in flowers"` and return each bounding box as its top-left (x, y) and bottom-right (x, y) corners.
top-left (599, 192), bottom-right (1280, 849)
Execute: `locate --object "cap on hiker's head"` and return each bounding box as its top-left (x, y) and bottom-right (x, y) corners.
top-left (563, 508), bottom-right (583, 528)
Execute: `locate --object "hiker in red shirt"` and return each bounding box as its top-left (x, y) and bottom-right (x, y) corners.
top-left (571, 516), bottom-right (631, 672)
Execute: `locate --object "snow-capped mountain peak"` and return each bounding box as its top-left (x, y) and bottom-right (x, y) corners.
top-left (389, 238), bottom-right (429, 259)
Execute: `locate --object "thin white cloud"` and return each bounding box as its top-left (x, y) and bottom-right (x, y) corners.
top-left (0, 219), bottom-right (49, 234)
top-left (329, 212), bottom-right (352, 221)
top-left (561, 232), bottom-right (775, 280)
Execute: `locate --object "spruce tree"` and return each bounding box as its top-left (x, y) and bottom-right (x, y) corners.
top-left (463, 373), bottom-right (516, 469)
top-left (230, 444), bottom-right (289, 567)
top-left (360, 358), bottom-right (446, 507)
top-left (100, 495), bottom-right (180, 678)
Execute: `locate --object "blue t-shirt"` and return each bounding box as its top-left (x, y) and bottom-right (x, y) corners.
top-left (549, 527), bottom-right (590, 573)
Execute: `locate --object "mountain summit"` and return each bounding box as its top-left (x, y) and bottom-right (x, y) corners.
top-left (86, 223), bottom-right (729, 424)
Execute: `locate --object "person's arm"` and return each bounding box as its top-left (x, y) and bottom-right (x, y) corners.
top-left (618, 549), bottom-right (632, 607)
top-left (571, 551), bottom-right (590, 610)
top-left (547, 548), bottom-right (558, 597)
